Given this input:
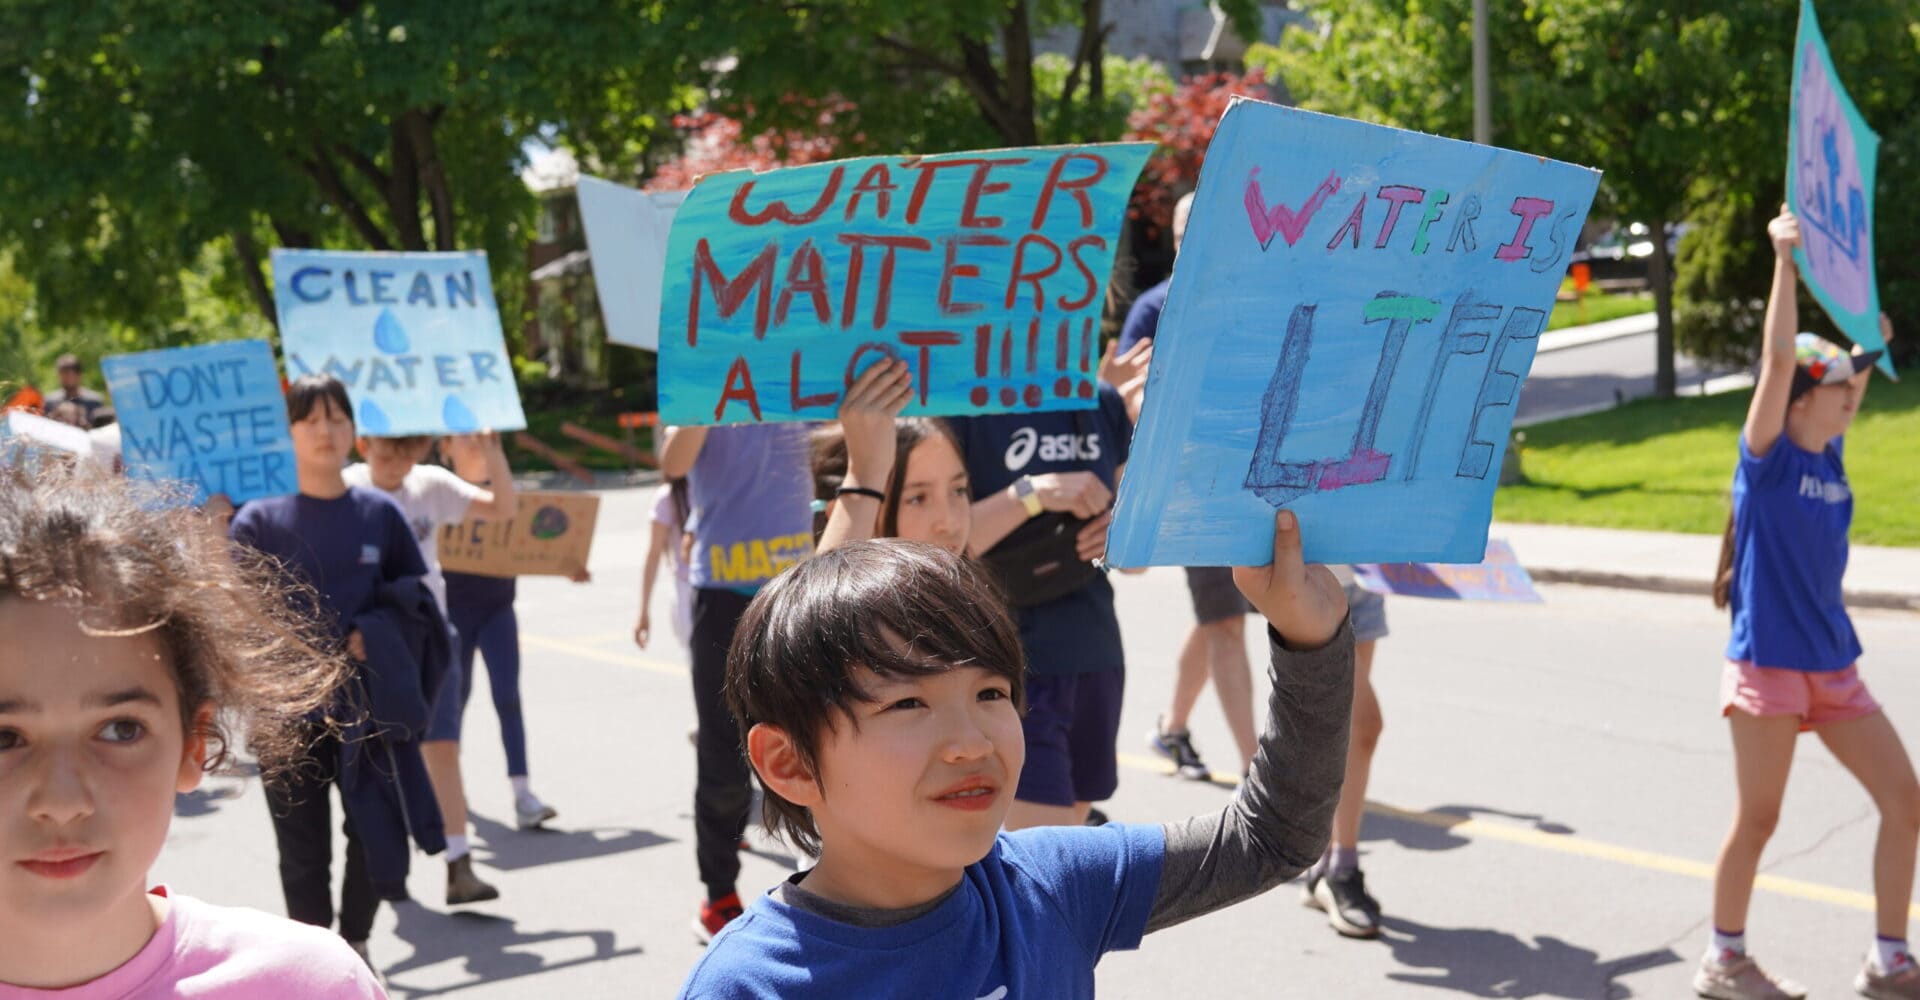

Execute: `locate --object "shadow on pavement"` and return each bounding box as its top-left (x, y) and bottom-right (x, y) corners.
top-left (173, 782), bottom-right (246, 819)
top-left (1360, 803), bottom-right (1576, 854)
top-left (381, 902), bottom-right (643, 997)
top-left (1379, 915), bottom-right (1681, 998)
top-left (469, 812), bottom-right (673, 872)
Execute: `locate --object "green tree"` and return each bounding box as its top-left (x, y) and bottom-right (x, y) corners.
top-left (642, 0), bottom-right (1242, 153)
top-left (0, 1), bottom-right (688, 341)
top-left (1266, 2), bottom-right (1920, 392)
top-left (1673, 6), bottom-right (1919, 370)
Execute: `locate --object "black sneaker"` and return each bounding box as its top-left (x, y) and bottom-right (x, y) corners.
top-left (1147, 718), bottom-right (1211, 781)
top-left (1308, 868), bottom-right (1382, 939)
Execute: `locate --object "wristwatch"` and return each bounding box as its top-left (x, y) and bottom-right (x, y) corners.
top-left (1011, 475), bottom-right (1044, 519)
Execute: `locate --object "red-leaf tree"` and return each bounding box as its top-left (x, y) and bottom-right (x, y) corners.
top-left (1124, 70), bottom-right (1272, 245)
top-left (644, 101), bottom-right (855, 192)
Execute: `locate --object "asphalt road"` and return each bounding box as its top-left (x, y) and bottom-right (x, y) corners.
top-left (1518, 328), bottom-right (1744, 425)
top-left (155, 485), bottom-right (1920, 998)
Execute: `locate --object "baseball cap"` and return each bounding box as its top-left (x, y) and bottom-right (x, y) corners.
top-left (1790, 332), bottom-right (1881, 401)
top-left (55, 353), bottom-right (80, 371)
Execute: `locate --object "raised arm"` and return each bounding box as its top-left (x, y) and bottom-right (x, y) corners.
top-left (659, 425), bottom-right (710, 480)
top-left (1744, 207), bottom-right (1803, 460)
top-left (817, 359), bottom-right (912, 554)
top-left (447, 431), bottom-right (518, 520)
top-left (1146, 511), bottom-right (1354, 932)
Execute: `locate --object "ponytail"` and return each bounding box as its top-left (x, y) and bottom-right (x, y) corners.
top-left (1712, 510), bottom-right (1736, 610)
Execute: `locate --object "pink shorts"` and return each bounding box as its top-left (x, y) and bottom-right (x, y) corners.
top-left (1721, 660), bottom-right (1880, 731)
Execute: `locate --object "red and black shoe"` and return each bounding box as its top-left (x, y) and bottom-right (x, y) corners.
top-left (693, 892), bottom-right (745, 945)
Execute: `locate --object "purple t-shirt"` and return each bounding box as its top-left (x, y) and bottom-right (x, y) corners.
top-left (229, 487), bottom-right (429, 645)
top-left (687, 425), bottom-right (814, 593)
top-left (0, 887), bottom-right (384, 998)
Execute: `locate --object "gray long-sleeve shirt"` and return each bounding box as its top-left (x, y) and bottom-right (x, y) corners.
top-left (776, 618), bottom-right (1356, 932)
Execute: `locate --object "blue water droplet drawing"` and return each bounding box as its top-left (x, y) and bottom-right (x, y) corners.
top-left (359, 399), bottom-right (392, 435)
top-left (373, 309), bottom-right (410, 355)
top-left (441, 395), bottom-right (479, 432)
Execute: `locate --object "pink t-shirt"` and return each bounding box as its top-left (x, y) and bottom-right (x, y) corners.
top-left (0, 887), bottom-right (384, 999)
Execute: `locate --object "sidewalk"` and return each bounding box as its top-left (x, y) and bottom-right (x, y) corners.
top-left (1499, 521), bottom-right (1920, 612)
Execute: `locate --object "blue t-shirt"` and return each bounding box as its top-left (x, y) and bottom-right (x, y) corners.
top-left (1726, 435), bottom-right (1861, 672)
top-left (678, 823), bottom-right (1165, 1000)
top-left (230, 487), bottom-right (430, 646)
top-left (688, 424), bottom-right (815, 593)
top-left (1115, 279), bottom-right (1170, 355)
top-left (949, 386), bottom-right (1131, 675)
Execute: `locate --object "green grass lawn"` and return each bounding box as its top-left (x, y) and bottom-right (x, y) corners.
top-left (1546, 290), bottom-right (1653, 331)
top-left (1494, 374), bottom-right (1920, 546)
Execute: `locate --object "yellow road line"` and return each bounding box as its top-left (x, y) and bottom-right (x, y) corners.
top-left (521, 633), bottom-right (686, 678)
top-left (1114, 751), bottom-right (1914, 918)
top-left (525, 635), bottom-right (1907, 919)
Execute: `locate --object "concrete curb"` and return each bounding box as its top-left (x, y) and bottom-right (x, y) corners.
top-left (1530, 567), bottom-right (1920, 613)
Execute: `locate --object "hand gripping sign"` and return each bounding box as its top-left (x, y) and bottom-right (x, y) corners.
top-left (656, 144), bottom-right (1152, 425)
top-left (1108, 99), bottom-right (1600, 567)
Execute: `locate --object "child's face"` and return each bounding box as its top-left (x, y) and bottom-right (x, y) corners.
top-left (291, 397), bottom-right (356, 469)
top-left (0, 598), bottom-right (205, 933)
top-left (356, 436), bottom-right (423, 482)
top-left (892, 437), bottom-right (971, 556)
top-left (809, 664), bottom-right (1023, 875)
top-left (1790, 380), bottom-right (1860, 441)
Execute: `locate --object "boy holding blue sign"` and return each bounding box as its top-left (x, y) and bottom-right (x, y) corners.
top-left (678, 514), bottom-right (1352, 998)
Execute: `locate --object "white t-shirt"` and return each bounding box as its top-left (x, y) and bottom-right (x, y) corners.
top-left (342, 462), bottom-right (485, 610)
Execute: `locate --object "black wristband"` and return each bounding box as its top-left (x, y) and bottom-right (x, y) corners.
top-left (834, 486), bottom-right (886, 503)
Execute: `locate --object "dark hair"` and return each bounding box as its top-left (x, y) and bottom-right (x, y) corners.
top-left (1713, 510), bottom-right (1736, 610)
top-left (0, 460), bottom-right (348, 778)
top-left (286, 373), bottom-right (354, 426)
top-left (724, 541), bottom-right (1026, 854)
top-left (809, 418), bottom-right (966, 539)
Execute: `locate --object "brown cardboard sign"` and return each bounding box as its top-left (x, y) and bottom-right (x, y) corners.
top-left (438, 491), bottom-right (600, 578)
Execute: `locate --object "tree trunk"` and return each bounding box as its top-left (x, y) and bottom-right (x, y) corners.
top-left (1648, 214), bottom-right (1677, 398)
top-left (1088, 0), bottom-right (1104, 106)
top-left (387, 116), bottom-right (428, 251)
top-left (406, 109), bottom-right (458, 251)
top-left (230, 227), bottom-right (278, 327)
top-left (303, 146), bottom-right (394, 250)
top-left (999, 0), bottom-right (1038, 146)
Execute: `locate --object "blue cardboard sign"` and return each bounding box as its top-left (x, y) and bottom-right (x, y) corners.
top-left (1787, 0), bottom-right (1891, 376)
top-left (272, 249), bottom-right (527, 435)
top-left (657, 144), bottom-right (1152, 425)
top-left (1353, 540), bottom-right (1543, 603)
top-left (1108, 99), bottom-right (1600, 567)
top-left (101, 340), bottom-right (295, 504)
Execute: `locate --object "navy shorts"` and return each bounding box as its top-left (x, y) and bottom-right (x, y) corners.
top-left (424, 625), bottom-right (466, 742)
top-left (1185, 566), bottom-right (1252, 624)
top-left (1016, 668), bottom-right (1125, 807)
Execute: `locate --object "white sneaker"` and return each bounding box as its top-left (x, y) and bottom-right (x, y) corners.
top-left (515, 794), bottom-right (558, 830)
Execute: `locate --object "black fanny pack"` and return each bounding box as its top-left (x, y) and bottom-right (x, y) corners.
top-left (979, 512), bottom-right (1101, 607)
